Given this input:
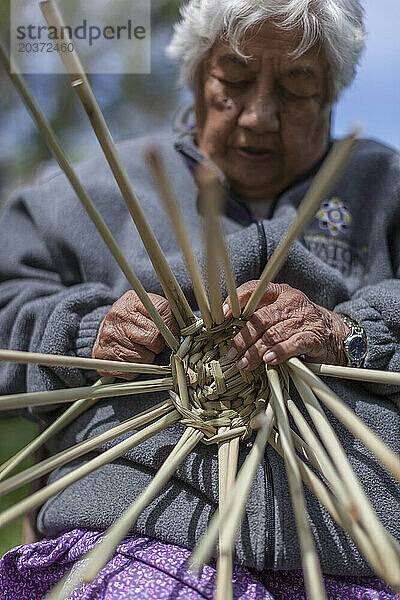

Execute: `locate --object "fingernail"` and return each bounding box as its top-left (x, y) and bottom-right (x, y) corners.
top-left (237, 357), bottom-right (248, 369)
top-left (263, 351), bottom-right (276, 363)
top-left (223, 304), bottom-right (229, 316)
top-left (226, 348), bottom-right (238, 360)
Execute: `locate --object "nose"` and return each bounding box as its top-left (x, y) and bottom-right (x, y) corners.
top-left (238, 84), bottom-right (280, 134)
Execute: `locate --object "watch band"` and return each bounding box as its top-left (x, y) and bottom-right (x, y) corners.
top-left (338, 313), bottom-right (368, 368)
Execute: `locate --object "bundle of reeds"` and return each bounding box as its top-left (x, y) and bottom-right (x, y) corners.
top-left (0, 3), bottom-right (399, 599)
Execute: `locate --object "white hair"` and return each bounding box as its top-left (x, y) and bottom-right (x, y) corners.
top-left (166, 0), bottom-right (366, 103)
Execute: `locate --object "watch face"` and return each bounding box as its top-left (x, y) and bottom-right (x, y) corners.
top-left (348, 337), bottom-right (367, 360)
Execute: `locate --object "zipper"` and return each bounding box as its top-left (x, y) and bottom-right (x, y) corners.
top-left (256, 221), bottom-right (268, 270)
top-left (264, 450), bottom-right (275, 567)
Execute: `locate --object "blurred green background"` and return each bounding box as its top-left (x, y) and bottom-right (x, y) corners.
top-left (0, 418), bottom-right (38, 555)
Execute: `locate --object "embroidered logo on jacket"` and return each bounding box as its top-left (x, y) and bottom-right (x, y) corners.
top-left (303, 234), bottom-right (368, 285)
top-left (316, 197), bottom-right (352, 236)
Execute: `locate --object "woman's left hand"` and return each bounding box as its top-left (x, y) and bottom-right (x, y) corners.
top-left (223, 281), bottom-right (350, 370)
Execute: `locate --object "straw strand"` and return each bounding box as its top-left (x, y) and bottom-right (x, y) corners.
top-left (147, 150), bottom-right (213, 329)
top-left (289, 361), bottom-right (400, 585)
top-left (0, 411), bottom-right (180, 530)
top-left (307, 362), bottom-right (400, 386)
top-left (40, 0), bottom-right (195, 331)
top-left (0, 349), bottom-right (171, 376)
top-left (0, 378), bottom-right (174, 411)
top-left (268, 430), bottom-right (387, 580)
top-left (289, 358), bottom-right (400, 483)
top-left (0, 400), bottom-right (173, 497)
top-left (188, 405), bottom-right (275, 571)
top-left (216, 428), bottom-right (233, 600)
top-left (242, 133), bottom-right (358, 319)
top-left (83, 428), bottom-right (203, 583)
top-left (267, 367), bottom-right (327, 600)
top-left (0, 40), bottom-right (178, 351)
top-left (0, 377), bottom-right (113, 482)
top-left (198, 168), bottom-right (225, 326)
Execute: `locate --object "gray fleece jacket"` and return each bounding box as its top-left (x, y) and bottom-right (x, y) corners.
top-left (0, 129), bottom-right (399, 576)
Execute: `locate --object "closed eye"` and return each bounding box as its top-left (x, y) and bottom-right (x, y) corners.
top-left (280, 86), bottom-right (317, 100)
top-left (215, 76), bottom-right (253, 88)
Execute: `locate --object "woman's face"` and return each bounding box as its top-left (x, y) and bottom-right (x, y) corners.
top-left (196, 22), bottom-right (331, 200)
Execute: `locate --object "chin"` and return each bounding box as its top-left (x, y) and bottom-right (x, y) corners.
top-left (228, 170), bottom-right (283, 199)
top-left (229, 180), bottom-right (279, 200)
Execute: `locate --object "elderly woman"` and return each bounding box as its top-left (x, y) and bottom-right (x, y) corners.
top-left (0, 1), bottom-right (399, 599)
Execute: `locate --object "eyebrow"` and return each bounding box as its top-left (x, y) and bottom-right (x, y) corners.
top-left (218, 54), bottom-right (248, 67)
top-left (284, 67), bottom-right (317, 78)
top-left (218, 56), bottom-right (318, 78)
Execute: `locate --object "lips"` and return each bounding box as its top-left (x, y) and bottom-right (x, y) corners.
top-left (236, 146), bottom-right (276, 162)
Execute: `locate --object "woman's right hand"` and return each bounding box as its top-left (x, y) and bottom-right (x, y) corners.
top-left (92, 290), bottom-right (179, 380)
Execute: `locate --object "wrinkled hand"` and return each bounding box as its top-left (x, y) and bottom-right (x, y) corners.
top-left (223, 281), bottom-right (350, 371)
top-left (92, 290), bottom-right (179, 380)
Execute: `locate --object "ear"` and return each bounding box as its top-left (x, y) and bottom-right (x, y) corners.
top-left (194, 56), bottom-right (209, 140)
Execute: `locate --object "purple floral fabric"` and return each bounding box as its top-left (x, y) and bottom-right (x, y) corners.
top-left (0, 530), bottom-right (399, 600)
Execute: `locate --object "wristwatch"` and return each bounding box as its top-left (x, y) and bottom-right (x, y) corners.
top-left (338, 313), bottom-right (368, 368)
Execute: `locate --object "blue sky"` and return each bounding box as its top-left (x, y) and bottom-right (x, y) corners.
top-left (332, 0), bottom-right (400, 150)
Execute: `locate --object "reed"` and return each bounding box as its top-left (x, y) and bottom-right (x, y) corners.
top-left (216, 435), bottom-right (240, 600)
top-left (43, 429), bottom-right (196, 600)
top-left (289, 358), bottom-right (400, 483)
top-left (147, 150), bottom-right (213, 329)
top-left (40, 1), bottom-right (194, 331)
top-left (188, 405), bottom-right (275, 571)
top-left (280, 367), bottom-right (356, 517)
top-left (218, 429), bottom-right (230, 505)
top-left (216, 428), bottom-right (233, 600)
top-left (215, 229), bottom-right (241, 321)
top-left (0, 349), bottom-right (171, 376)
top-left (44, 568), bottom-right (83, 600)
top-left (226, 437), bottom-right (240, 494)
top-left (174, 355), bottom-right (190, 410)
top-left (284, 424), bottom-right (388, 576)
top-left (83, 428), bottom-right (203, 582)
top-left (289, 361), bottom-right (400, 586)
top-left (0, 377), bottom-right (113, 481)
top-left (202, 427), bottom-right (246, 446)
top-left (267, 367), bottom-right (327, 600)
top-left (269, 429), bottom-right (341, 522)
top-left (268, 430), bottom-right (387, 579)
top-left (307, 362), bottom-right (400, 386)
top-left (0, 400), bottom-right (172, 497)
top-left (202, 177), bottom-right (242, 321)
top-left (242, 133), bottom-right (358, 319)
top-left (0, 40), bottom-right (178, 351)
top-left (0, 377), bottom-right (173, 411)
top-left (0, 411), bottom-right (180, 530)
top-left (198, 167), bottom-right (225, 326)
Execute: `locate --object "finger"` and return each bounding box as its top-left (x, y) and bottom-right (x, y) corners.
top-left (105, 302), bottom-right (171, 355)
top-left (223, 281), bottom-right (282, 318)
top-left (96, 310), bottom-right (158, 354)
top-left (96, 369), bottom-right (138, 382)
top-left (95, 343), bottom-right (156, 381)
top-left (130, 291), bottom-right (180, 338)
top-left (124, 312), bottom-right (168, 355)
top-left (94, 341), bottom-right (156, 365)
top-left (223, 280), bottom-right (258, 318)
top-left (222, 295), bottom-right (232, 318)
top-left (235, 320), bottom-right (298, 371)
top-left (262, 332), bottom-right (312, 365)
top-left (226, 305), bottom-right (289, 361)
